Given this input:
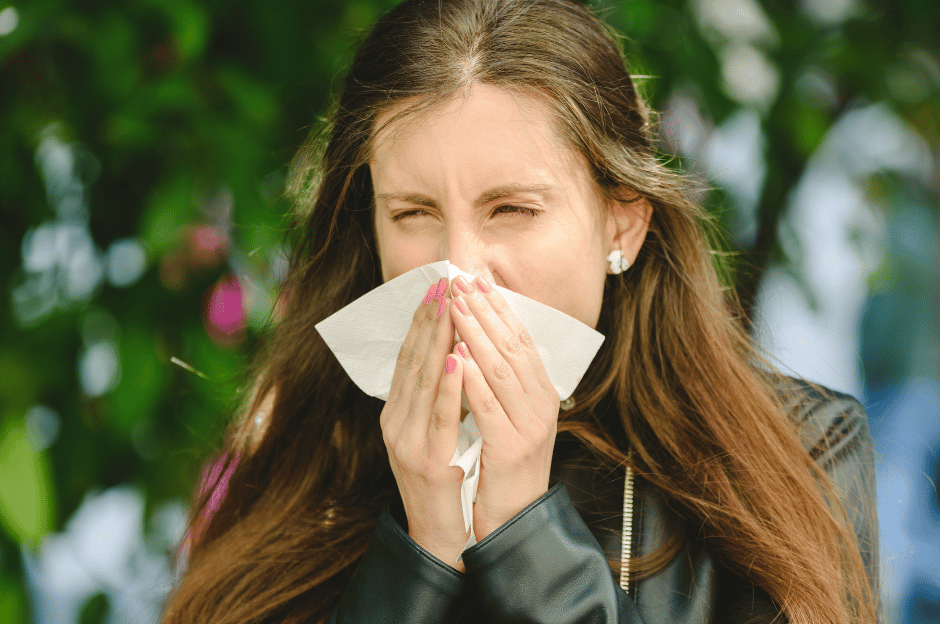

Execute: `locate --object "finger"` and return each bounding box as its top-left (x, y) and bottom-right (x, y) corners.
top-left (454, 340), bottom-right (515, 442)
top-left (384, 280), bottom-right (443, 435)
top-left (427, 348), bottom-right (463, 461)
top-left (402, 279), bottom-right (457, 441)
top-left (452, 290), bottom-right (540, 428)
top-left (472, 276), bottom-right (555, 392)
top-left (452, 277), bottom-right (541, 396)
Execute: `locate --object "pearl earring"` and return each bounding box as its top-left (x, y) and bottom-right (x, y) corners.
top-left (607, 249), bottom-right (630, 274)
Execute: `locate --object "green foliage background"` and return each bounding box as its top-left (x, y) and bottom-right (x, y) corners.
top-left (0, 0), bottom-right (937, 621)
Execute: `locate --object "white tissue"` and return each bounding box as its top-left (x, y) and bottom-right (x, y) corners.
top-left (314, 261), bottom-right (605, 554)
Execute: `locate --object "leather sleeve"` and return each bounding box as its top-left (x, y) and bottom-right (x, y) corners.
top-left (791, 384), bottom-right (882, 611)
top-left (461, 483), bottom-right (645, 623)
top-left (327, 505), bottom-right (466, 624)
top-left (327, 381), bottom-right (879, 624)
top-left (327, 483), bottom-right (643, 624)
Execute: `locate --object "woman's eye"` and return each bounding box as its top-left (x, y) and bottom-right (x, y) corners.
top-left (391, 205), bottom-right (540, 221)
top-left (494, 205), bottom-right (539, 217)
top-left (392, 210), bottom-right (427, 221)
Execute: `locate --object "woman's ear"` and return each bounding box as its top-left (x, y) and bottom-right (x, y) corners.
top-left (607, 193), bottom-right (652, 269)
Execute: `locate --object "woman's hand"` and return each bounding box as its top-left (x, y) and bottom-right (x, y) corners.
top-left (449, 275), bottom-right (561, 541)
top-left (380, 277), bottom-right (469, 572)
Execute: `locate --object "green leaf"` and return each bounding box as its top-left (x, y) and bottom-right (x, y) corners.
top-left (78, 591), bottom-right (109, 624)
top-left (0, 576), bottom-right (27, 624)
top-left (170, 2), bottom-right (209, 62)
top-left (0, 422), bottom-right (55, 547)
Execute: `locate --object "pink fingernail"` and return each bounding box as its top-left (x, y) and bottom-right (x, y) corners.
top-left (474, 277), bottom-right (489, 294)
top-left (457, 342), bottom-right (469, 359)
top-left (445, 355), bottom-right (457, 374)
top-left (454, 276), bottom-right (470, 294)
top-left (437, 297), bottom-right (447, 319)
top-left (434, 277), bottom-right (447, 299)
top-left (423, 284), bottom-right (435, 304)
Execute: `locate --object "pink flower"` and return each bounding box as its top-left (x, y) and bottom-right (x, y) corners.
top-left (204, 275), bottom-right (246, 344)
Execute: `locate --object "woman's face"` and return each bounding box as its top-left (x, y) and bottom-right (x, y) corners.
top-left (370, 83), bottom-right (649, 330)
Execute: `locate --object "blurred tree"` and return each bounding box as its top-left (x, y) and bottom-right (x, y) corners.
top-left (0, 0), bottom-right (937, 622)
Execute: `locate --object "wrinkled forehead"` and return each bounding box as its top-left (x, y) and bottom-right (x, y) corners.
top-left (366, 83), bottom-right (614, 233)
top-left (367, 85), bottom-right (574, 166)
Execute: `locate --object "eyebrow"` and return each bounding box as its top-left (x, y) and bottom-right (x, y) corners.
top-left (375, 183), bottom-right (560, 209)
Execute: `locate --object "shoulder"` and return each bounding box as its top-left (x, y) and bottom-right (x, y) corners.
top-left (770, 375), bottom-right (872, 469)
top-left (769, 376), bottom-right (881, 587)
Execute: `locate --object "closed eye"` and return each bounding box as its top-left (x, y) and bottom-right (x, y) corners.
top-left (391, 205), bottom-right (540, 222)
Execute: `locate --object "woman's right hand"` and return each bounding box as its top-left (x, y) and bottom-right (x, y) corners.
top-left (380, 277), bottom-right (469, 572)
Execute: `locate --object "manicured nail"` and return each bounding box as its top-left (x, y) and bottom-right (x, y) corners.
top-left (453, 297), bottom-right (468, 316)
top-left (434, 277), bottom-right (447, 299)
top-left (437, 297), bottom-right (447, 319)
top-left (474, 277), bottom-right (490, 294)
top-left (454, 275), bottom-right (470, 295)
top-left (423, 284), bottom-right (436, 304)
top-left (457, 342), bottom-right (469, 359)
top-left (445, 355), bottom-right (457, 374)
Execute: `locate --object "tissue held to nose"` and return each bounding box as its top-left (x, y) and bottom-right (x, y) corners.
top-left (314, 261), bottom-right (604, 569)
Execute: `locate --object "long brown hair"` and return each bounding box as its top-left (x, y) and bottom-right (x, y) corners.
top-left (161, 1), bottom-right (880, 622)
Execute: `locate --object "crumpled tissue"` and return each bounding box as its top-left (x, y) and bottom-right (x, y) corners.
top-left (314, 260), bottom-right (605, 554)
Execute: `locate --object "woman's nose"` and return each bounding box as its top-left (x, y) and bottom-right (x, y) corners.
top-left (442, 247), bottom-right (481, 280)
top-left (445, 258), bottom-right (484, 281)
top-left (442, 234), bottom-right (498, 289)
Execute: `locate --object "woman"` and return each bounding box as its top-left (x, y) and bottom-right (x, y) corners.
top-left (161, 0), bottom-right (881, 622)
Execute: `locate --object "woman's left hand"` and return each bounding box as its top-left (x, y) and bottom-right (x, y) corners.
top-left (449, 274), bottom-right (561, 541)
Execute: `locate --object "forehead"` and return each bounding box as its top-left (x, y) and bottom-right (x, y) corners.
top-left (373, 86), bottom-right (604, 201)
top-left (369, 84), bottom-right (574, 168)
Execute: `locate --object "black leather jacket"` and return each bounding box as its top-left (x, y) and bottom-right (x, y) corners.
top-left (328, 378), bottom-right (880, 623)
